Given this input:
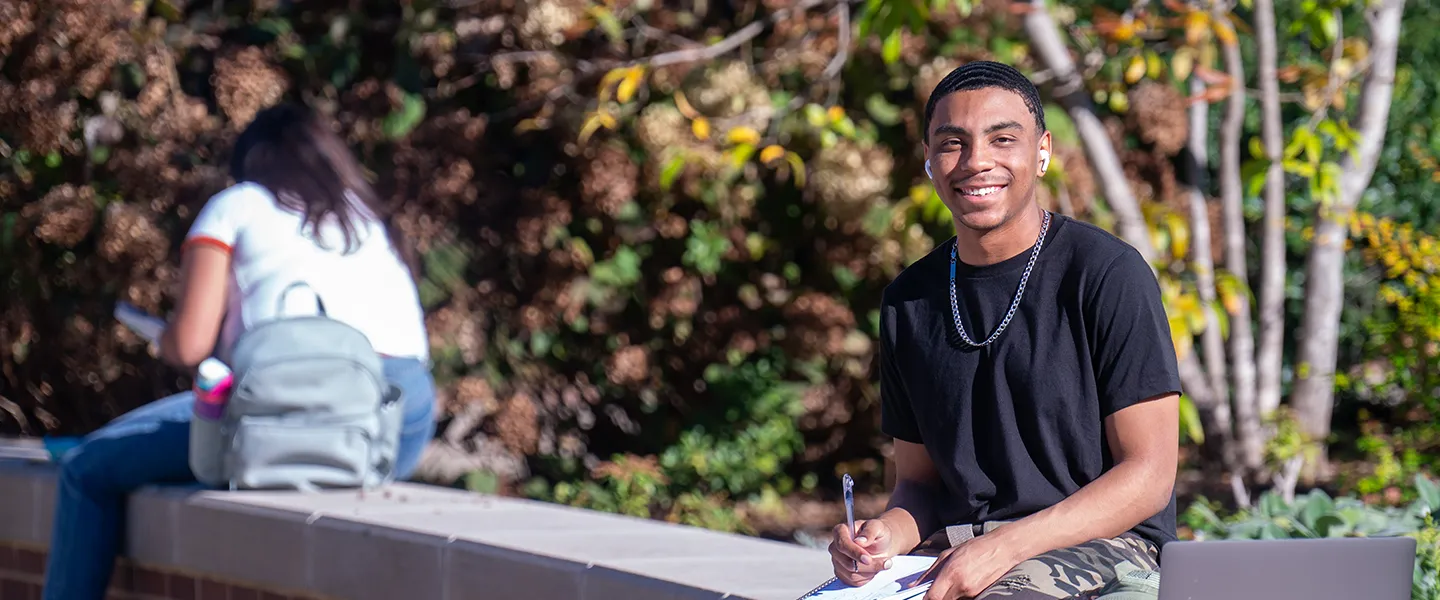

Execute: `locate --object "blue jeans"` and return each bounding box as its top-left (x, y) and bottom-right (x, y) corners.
top-left (41, 357), bottom-right (437, 600)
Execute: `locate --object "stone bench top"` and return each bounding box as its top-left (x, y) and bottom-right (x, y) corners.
top-left (0, 437), bottom-right (835, 600)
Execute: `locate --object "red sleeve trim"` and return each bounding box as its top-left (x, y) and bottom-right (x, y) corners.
top-left (182, 236), bottom-right (233, 255)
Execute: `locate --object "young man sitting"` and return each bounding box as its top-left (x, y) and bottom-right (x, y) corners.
top-left (827, 61), bottom-right (1182, 600)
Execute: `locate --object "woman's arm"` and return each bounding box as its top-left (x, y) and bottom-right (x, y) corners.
top-left (158, 244), bottom-right (230, 369)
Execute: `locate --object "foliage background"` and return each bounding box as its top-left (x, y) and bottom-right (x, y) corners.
top-left (1, 0), bottom-right (1437, 591)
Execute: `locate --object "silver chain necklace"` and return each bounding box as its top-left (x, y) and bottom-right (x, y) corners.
top-left (949, 209), bottom-right (1052, 348)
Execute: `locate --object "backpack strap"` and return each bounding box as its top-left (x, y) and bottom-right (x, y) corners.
top-left (277, 281), bottom-right (327, 317)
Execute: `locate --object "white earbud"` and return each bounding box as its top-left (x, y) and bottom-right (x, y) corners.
top-left (1039, 150), bottom-right (1051, 174)
top-left (925, 159), bottom-right (933, 180)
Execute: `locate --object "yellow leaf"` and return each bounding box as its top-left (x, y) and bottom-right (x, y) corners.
top-left (785, 151), bottom-right (807, 187)
top-left (1212, 18), bottom-right (1238, 47)
top-left (1172, 48), bottom-right (1196, 81)
top-left (727, 127), bottom-right (763, 146)
top-left (1168, 213), bottom-right (1190, 260)
top-left (616, 67), bottom-right (645, 103)
top-left (577, 111), bottom-right (617, 145)
top-left (1108, 90), bottom-right (1130, 113)
top-left (692, 117), bottom-right (711, 140)
top-left (827, 106), bottom-right (845, 123)
top-left (1125, 56), bottom-right (1147, 84)
top-left (674, 92), bottom-right (700, 119)
top-left (598, 68), bottom-right (630, 101)
top-left (759, 144), bottom-right (786, 164)
top-left (1185, 11), bottom-right (1211, 46)
top-left (1170, 315), bottom-right (1193, 361)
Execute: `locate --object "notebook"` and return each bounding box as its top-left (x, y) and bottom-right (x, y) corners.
top-left (795, 555), bottom-right (937, 600)
top-left (114, 301), bottom-right (165, 345)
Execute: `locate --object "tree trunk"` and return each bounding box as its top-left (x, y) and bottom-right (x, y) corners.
top-left (1020, 0), bottom-right (1154, 262)
top-left (1021, 0), bottom-right (1222, 419)
top-left (1253, 0), bottom-right (1288, 420)
top-left (1290, 0), bottom-right (1406, 478)
top-left (1218, 17), bottom-right (1264, 474)
top-left (1186, 76), bottom-right (1234, 467)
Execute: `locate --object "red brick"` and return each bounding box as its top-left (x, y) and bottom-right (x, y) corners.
top-left (0, 546), bottom-right (15, 572)
top-left (29, 581), bottom-right (44, 600)
top-left (168, 574), bottom-right (198, 600)
top-left (132, 566), bottom-right (167, 595)
top-left (197, 578), bottom-right (229, 600)
top-left (3, 578), bottom-right (31, 600)
top-left (229, 586), bottom-right (258, 600)
top-left (259, 593), bottom-right (287, 600)
top-left (16, 549), bottom-right (44, 574)
top-left (108, 562), bottom-right (133, 592)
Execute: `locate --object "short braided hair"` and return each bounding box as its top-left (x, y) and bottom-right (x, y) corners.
top-left (923, 61), bottom-right (1046, 136)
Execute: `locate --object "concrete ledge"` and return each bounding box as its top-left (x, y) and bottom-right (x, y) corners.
top-left (0, 439), bottom-right (833, 600)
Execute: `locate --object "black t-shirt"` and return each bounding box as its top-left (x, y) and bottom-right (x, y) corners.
top-left (879, 214), bottom-right (1182, 552)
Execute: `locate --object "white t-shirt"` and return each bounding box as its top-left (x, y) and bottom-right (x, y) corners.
top-left (183, 182), bottom-right (430, 362)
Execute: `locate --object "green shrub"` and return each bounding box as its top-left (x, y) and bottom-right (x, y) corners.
top-left (1183, 474), bottom-right (1440, 600)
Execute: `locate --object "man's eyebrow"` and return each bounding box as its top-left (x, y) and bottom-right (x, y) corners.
top-left (929, 121), bottom-right (1026, 138)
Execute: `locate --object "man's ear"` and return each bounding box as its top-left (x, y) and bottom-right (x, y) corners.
top-left (1038, 131), bottom-right (1053, 176)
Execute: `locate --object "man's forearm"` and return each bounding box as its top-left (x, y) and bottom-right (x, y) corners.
top-left (994, 458), bottom-right (1172, 560)
top-left (878, 480), bottom-right (943, 555)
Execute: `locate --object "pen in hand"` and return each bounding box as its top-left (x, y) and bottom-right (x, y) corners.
top-left (843, 473), bottom-right (856, 571)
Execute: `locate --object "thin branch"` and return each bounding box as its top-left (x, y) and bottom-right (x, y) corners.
top-left (469, 0), bottom-right (853, 124)
top-left (650, 0), bottom-right (835, 67)
top-left (633, 18), bottom-right (705, 50)
top-left (1023, 0), bottom-right (1155, 261)
top-left (821, 2), bottom-right (851, 80)
top-left (1306, 8), bottom-right (1347, 130)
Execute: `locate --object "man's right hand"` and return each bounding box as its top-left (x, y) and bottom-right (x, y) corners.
top-left (828, 518), bottom-right (898, 586)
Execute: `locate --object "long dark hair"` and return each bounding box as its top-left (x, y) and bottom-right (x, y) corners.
top-left (229, 103), bottom-right (416, 274)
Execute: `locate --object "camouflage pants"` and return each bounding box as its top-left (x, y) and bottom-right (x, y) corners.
top-left (913, 526), bottom-right (1162, 600)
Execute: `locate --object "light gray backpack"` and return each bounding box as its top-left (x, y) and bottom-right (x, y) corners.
top-left (189, 282), bottom-right (404, 491)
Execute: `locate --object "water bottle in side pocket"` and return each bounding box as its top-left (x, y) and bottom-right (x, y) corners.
top-left (189, 357), bottom-right (232, 486)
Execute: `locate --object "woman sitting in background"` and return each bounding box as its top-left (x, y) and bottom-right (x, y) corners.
top-left (42, 103), bottom-right (437, 600)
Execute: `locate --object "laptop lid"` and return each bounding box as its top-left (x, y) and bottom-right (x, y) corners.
top-left (1157, 536), bottom-right (1416, 600)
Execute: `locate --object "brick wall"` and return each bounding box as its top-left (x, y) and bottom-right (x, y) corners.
top-left (0, 439), bottom-right (834, 600)
top-left (0, 542), bottom-right (320, 600)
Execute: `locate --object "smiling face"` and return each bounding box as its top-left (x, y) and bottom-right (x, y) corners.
top-left (924, 87), bottom-right (1051, 234)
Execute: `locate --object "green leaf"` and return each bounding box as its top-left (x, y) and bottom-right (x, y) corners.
top-left (382, 92), bottom-right (427, 140)
top-left (1313, 514), bottom-right (1346, 537)
top-left (1305, 131), bottom-right (1323, 163)
top-left (1315, 10), bottom-right (1339, 46)
top-left (729, 143), bottom-right (757, 170)
top-left (1242, 159), bottom-right (1270, 197)
top-left (660, 154), bottom-right (687, 191)
top-left (1285, 127), bottom-right (1312, 160)
top-left (857, 0), bottom-right (887, 38)
top-left (1260, 492), bottom-right (1291, 518)
top-left (1416, 474), bottom-right (1440, 515)
top-left (590, 6), bottom-right (626, 46)
top-left (882, 29), bottom-right (903, 65)
top-left (1260, 522), bottom-right (1289, 539)
top-left (1282, 158), bottom-right (1316, 178)
top-left (1043, 104), bottom-right (1078, 145)
top-left (804, 103), bottom-right (828, 128)
top-left (865, 94), bottom-right (903, 126)
top-left (1299, 491), bottom-right (1335, 529)
top-left (1178, 395), bottom-right (1205, 444)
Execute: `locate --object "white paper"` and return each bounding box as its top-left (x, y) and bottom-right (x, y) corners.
top-left (799, 556), bottom-right (937, 600)
top-left (114, 301), bottom-right (165, 345)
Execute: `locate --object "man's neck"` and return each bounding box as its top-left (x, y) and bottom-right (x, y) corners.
top-left (953, 205), bottom-right (1045, 267)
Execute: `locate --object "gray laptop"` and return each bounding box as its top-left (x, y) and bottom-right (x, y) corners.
top-left (1158, 536), bottom-right (1416, 600)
